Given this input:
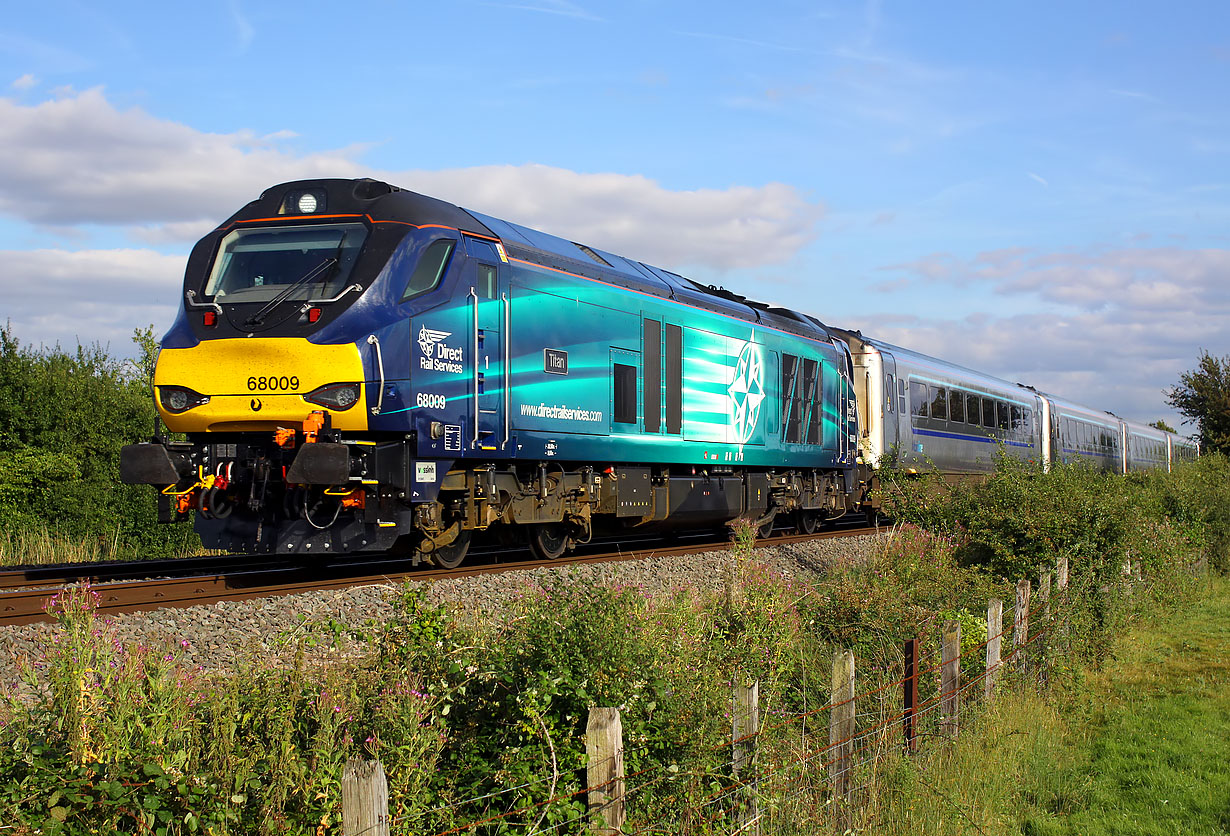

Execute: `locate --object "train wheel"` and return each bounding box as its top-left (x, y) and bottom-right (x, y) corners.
top-left (797, 510), bottom-right (820, 534)
top-left (528, 523), bottom-right (569, 560)
top-left (428, 530), bottom-right (472, 569)
top-left (756, 517), bottom-right (775, 539)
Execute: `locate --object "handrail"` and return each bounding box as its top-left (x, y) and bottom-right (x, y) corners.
top-left (470, 288), bottom-right (479, 450)
top-left (502, 291), bottom-right (510, 449)
top-left (367, 334), bottom-right (385, 415)
top-left (300, 282), bottom-right (362, 308)
top-left (184, 290), bottom-right (222, 315)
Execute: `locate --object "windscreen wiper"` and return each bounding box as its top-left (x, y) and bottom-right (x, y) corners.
top-left (243, 254), bottom-right (339, 328)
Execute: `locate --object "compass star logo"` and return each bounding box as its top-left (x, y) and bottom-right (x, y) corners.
top-left (728, 341), bottom-right (765, 444)
top-left (417, 325), bottom-right (451, 358)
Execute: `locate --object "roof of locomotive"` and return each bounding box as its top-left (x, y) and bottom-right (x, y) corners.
top-left (238, 178), bottom-right (836, 345)
top-left (464, 206), bottom-right (834, 343)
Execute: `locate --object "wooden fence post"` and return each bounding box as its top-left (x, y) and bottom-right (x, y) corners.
top-left (1014, 579), bottom-right (1031, 672)
top-left (902, 638), bottom-right (919, 753)
top-left (985, 600), bottom-right (1002, 701)
top-left (342, 757), bottom-right (389, 836)
top-left (1039, 571), bottom-right (1051, 619)
top-left (1057, 556), bottom-right (1068, 591)
top-left (940, 620), bottom-right (961, 741)
top-left (732, 680), bottom-right (760, 836)
top-left (586, 708), bottom-right (625, 835)
top-left (829, 650), bottom-right (855, 832)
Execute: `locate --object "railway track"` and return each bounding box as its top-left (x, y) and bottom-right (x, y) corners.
top-left (0, 521), bottom-right (883, 627)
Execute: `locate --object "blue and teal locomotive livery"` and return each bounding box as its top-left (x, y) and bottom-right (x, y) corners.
top-left (121, 179), bottom-right (861, 565)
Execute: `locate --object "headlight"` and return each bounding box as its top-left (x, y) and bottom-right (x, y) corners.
top-left (304, 383), bottom-right (360, 411)
top-left (159, 386), bottom-right (210, 414)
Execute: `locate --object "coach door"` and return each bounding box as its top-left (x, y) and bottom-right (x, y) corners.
top-left (465, 237), bottom-right (509, 452)
top-left (880, 351), bottom-right (901, 458)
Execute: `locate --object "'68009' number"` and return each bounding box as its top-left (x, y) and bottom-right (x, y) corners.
top-left (248, 376), bottom-right (299, 391)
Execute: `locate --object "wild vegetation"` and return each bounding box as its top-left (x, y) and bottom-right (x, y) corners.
top-left (0, 325), bottom-right (198, 563)
top-left (1, 327), bottom-right (1226, 831)
top-left (1, 453), bottom-right (1225, 834)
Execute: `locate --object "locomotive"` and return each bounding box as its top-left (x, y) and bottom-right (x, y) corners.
top-left (121, 178), bottom-right (862, 565)
top-left (120, 178), bottom-right (1195, 566)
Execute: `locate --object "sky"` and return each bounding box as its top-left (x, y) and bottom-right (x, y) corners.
top-left (2, 0), bottom-right (1228, 430)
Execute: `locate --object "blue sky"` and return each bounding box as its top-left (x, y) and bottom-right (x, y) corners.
top-left (2, 0), bottom-right (1228, 428)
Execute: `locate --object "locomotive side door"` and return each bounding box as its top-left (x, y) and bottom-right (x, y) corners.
top-left (464, 237), bottom-right (509, 453)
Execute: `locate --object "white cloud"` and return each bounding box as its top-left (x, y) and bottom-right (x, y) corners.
top-left (402, 165), bottom-right (822, 269)
top-left (11, 74), bottom-right (36, 90)
top-left (870, 245), bottom-right (1230, 426)
top-left (0, 88), bottom-right (822, 270)
top-left (869, 310), bottom-right (1202, 426)
top-left (0, 248), bottom-right (184, 351)
top-left (0, 88), bottom-right (364, 227)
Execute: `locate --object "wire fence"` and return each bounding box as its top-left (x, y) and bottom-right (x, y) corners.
top-left (341, 557), bottom-right (1122, 835)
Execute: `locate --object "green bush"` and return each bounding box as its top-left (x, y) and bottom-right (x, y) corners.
top-left (0, 325), bottom-right (198, 560)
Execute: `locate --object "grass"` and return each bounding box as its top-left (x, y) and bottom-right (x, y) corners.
top-left (0, 525), bottom-right (209, 566)
top-left (1025, 575), bottom-right (1230, 836)
top-left (865, 576), bottom-right (1230, 836)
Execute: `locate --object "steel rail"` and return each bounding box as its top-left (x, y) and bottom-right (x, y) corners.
top-left (0, 523), bottom-right (880, 627)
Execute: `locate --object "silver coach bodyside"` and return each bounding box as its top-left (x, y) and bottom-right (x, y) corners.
top-left (858, 339), bottom-right (1044, 475)
top-left (1122, 419), bottom-right (1171, 472)
top-left (1041, 393), bottom-right (1125, 473)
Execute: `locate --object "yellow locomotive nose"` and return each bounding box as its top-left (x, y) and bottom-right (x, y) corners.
top-left (154, 337), bottom-right (368, 432)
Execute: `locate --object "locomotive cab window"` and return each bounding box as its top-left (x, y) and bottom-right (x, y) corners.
top-left (205, 223), bottom-right (369, 304)
top-left (477, 264), bottom-right (497, 299)
top-left (400, 239), bottom-right (457, 302)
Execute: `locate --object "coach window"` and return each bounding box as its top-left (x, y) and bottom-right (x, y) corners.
top-left (400, 239), bottom-right (456, 302)
top-left (1011, 405), bottom-right (1023, 437)
top-left (613, 364), bottom-right (637, 425)
top-left (982, 398), bottom-right (996, 430)
top-left (931, 387), bottom-right (948, 421)
top-left (1023, 408), bottom-right (1033, 438)
top-left (950, 390), bottom-right (966, 423)
top-left (967, 394), bottom-right (981, 426)
top-left (996, 401), bottom-right (1009, 431)
top-left (909, 381), bottom-right (929, 419)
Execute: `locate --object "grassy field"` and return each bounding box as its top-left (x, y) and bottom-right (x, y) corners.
top-left (871, 577), bottom-right (1230, 836)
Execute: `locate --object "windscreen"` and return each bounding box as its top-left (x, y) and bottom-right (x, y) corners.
top-left (203, 223), bottom-right (368, 303)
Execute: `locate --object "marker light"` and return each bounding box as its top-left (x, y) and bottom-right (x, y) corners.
top-left (203, 311), bottom-right (217, 327)
top-left (307, 307), bottom-right (322, 323)
top-left (298, 193), bottom-right (318, 213)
